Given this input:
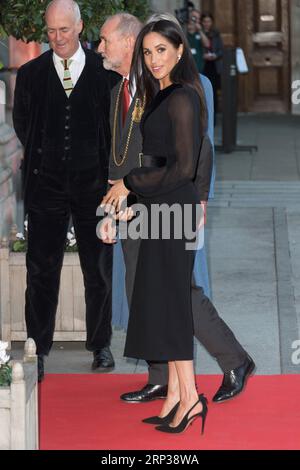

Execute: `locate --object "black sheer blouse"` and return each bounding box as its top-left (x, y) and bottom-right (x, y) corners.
top-left (124, 84), bottom-right (207, 199)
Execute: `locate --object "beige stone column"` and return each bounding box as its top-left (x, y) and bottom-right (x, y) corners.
top-left (0, 38), bottom-right (27, 240)
top-left (291, 0), bottom-right (300, 115)
top-left (0, 38), bottom-right (40, 240)
top-left (0, 80), bottom-right (18, 240)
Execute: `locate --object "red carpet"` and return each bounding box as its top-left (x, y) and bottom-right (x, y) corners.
top-left (39, 374), bottom-right (300, 450)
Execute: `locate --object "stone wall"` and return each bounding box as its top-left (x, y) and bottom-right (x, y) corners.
top-left (0, 81), bottom-right (22, 240)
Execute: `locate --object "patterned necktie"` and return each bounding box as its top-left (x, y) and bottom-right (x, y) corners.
top-left (122, 78), bottom-right (130, 125)
top-left (61, 59), bottom-right (73, 98)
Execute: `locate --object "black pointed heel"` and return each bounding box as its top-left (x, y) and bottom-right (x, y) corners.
top-left (155, 394), bottom-right (208, 435)
top-left (142, 401), bottom-right (180, 425)
top-left (199, 394), bottom-right (208, 434)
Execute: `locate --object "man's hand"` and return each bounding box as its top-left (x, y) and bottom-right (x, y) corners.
top-left (101, 179), bottom-right (130, 212)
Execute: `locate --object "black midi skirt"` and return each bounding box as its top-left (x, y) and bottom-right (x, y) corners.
top-left (124, 182), bottom-right (198, 361)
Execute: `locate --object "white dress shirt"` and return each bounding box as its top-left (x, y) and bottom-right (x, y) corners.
top-left (53, 43), bottom-right (86, 88)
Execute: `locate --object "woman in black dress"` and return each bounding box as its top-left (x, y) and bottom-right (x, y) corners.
top-left (105, 20), bottom-right (210, 435)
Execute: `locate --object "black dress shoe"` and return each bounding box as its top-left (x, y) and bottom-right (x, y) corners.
top-left (92, 347), bottom-right (115, 372)
top-left (38, 355), bottom-right (44, 383)
top-left (120, 384), bottom-right (168, 403)
top-left (212, 355), bottom-right (256, 403)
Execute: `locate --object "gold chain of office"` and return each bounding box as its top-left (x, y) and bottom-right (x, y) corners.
top-left (112, 80), bottom-right (146, 167)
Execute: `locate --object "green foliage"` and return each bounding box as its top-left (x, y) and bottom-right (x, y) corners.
top-left (0, 0), bottom-right (48, 43)
top-left (11, 239), bottom-right (27, 252)
top-left (11, 237), bottom-right (78, 252)
top-left (65, 244), bottom-right (78, 253)
top-left (0, 364), bottom-right (12, 387)
top-left (0, 0), bottom-right (150, 43)
top-left (122, 0), bottom-right (150, 20)
top-left (11, 222), bottom-right (78, 253)
top-left (0, 24), bottom-right (7, 39)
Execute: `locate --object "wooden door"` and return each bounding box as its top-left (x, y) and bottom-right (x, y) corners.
top-left (244, 0), bottom-right (290, 112)
top-left (201, 0), bottom-right (290, 112)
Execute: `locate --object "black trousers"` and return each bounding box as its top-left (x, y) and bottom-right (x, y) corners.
top-left (25, 166), bottom-right (112, 356)
top-left (122, 235), bottom-right (247, 385)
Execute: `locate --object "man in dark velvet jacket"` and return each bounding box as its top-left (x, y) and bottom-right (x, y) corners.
top-left (13, 0), bottom-right (118, 381)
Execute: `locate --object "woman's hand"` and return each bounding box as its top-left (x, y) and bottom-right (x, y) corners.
top-left (101, 179), bottom-right (130, 213)
top-left (118, 207), bottom-right (135, 222)
top-left (98, 216), bottom-right (117, 244)
top-left (198, 201), bottom-right (207, 230)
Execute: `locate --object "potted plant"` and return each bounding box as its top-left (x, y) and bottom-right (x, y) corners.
top-left (0, 223), bottom-right (86, 345)
top-left (0, 341), bottom-right (12, 387)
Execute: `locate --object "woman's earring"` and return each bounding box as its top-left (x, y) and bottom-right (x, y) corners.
top-left (177, 55), bottom-right (181, 62)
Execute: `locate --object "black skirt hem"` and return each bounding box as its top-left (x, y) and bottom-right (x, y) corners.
top-left (124, 353), bottom-right (194, 362)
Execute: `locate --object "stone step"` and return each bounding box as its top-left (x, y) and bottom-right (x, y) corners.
top-left (215, 181), bottom-right (300, 189)
top-left (210, 181), bottom-right (300, 207)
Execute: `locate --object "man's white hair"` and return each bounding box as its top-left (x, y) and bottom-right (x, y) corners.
top-left (45, 0), bottom-right (81, 23)
top-left (146, 12), bottom-right (181, 28)
top-left (105, 12), bottom-right (142, 38)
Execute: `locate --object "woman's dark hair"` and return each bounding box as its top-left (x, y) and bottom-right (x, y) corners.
top-left (200, 12), bottom-right (214, 23)
top-left (130, 19), bottom-right (207, 133)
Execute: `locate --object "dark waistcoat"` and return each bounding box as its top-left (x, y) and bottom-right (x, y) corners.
top-left (42, 62), bottom-right (101, 170)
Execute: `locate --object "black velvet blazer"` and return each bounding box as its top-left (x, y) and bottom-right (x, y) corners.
top-left (13, 48), bottom-right (118, 212)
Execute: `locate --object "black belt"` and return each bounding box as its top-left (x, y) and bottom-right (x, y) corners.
top-left (139, 153), bottom-right (167, 168)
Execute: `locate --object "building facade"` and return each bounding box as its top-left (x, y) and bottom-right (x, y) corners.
top-left (1, 0), bottom-right (300, 114)
top-left (151, 0), bottom-right (300, 115)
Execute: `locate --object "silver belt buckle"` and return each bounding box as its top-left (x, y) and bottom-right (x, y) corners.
top-left (139, 152), bottom-right (143, 167)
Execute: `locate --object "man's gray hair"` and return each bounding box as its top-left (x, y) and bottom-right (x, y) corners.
top-left (146, 12), bottom-right (181, 28)
top-left (106, 12), bottom-right (142, 38)
top-left (45, 0), bottom-right (81, 23)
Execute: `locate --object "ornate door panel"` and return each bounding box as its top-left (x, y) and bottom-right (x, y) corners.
top-left (201, 0), bottom-right (290, 112)
top-left (247, 0), bottom-right (290, 112)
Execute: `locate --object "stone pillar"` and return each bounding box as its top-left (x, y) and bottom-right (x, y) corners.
top-left (0, 38), bottom-right (10, 111)
top-left (291, 0), bottom-right (300, 115)
top-left (0, 79), bottom-right (5, 123)
top-left (0, 80), bottom-right (22, 240)
top-left (0, 339), bottom-right (39, 450)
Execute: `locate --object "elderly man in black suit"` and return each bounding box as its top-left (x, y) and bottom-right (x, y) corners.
top-left (13, 0), bottom-right (117, 381)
